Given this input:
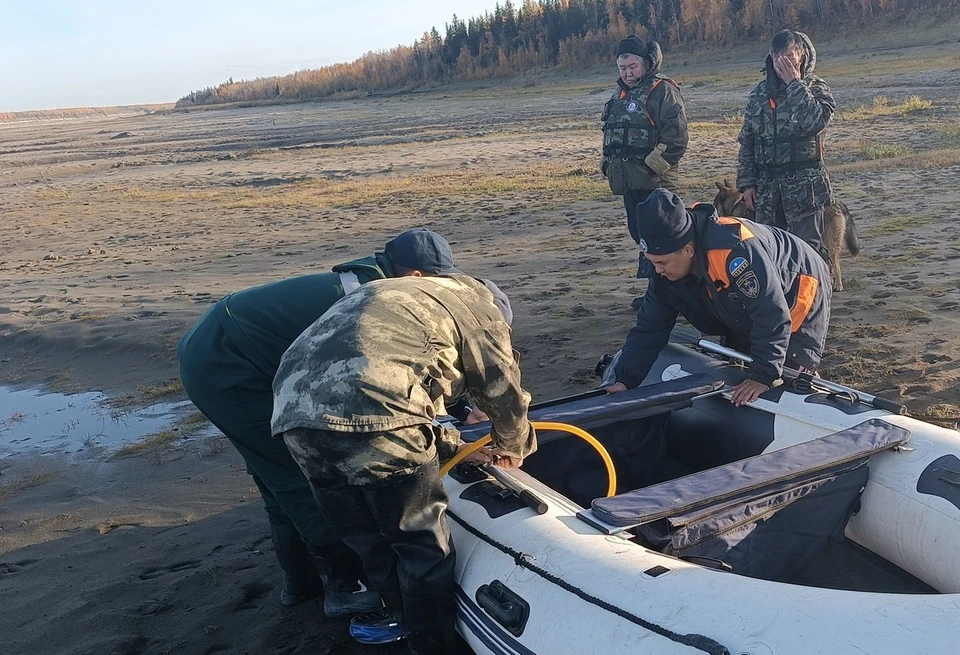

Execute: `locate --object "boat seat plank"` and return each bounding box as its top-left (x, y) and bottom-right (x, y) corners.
top-left (459, 374), bottom-right (724, 443)
top-left (589, 419), bottom-right (911, 529)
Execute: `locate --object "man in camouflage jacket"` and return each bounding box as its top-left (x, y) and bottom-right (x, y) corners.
top-left (177, 228), bottom-right (473, 619)
top-left (272, 274), bottom-right (536, 654)
top-left (737, 29), bottom-right (837, 253)
top-left (601, 34), bottom-right (688, 247)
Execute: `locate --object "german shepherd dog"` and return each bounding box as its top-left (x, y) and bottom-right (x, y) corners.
top-left (713, 180), bottom-right (861, 292)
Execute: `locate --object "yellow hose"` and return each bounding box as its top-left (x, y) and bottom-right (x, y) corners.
top-left (439, 421), bottom-right (618, 498)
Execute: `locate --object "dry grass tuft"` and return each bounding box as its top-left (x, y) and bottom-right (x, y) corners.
top-left (112, 410), bottom-right (211, 459)
top-left (839, 276), bottom-right (865, 291)
top-left (113, 429), bottom-right (180, 458)
top-left (0, 471), bottom-right (60, 501)
top-left (688, 121), bottom-right (740, 137)
top-left (137, 379), bottom-right (183, 401)
top-left (831, 148), bottom-right (960, 174)
top-left (858, 140), bottom-right (911, 160)
top-left (940, 124), bottom-right (960, 146)
top-left (225, 165), bottom-right (608, 211)
top-left (869, 214), bottom-right (932, 236)
top-left (842, 94), bottom-right (933, 119)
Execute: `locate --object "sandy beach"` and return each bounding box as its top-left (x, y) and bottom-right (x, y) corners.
top-left (2, 30), bottom-right (960, 654)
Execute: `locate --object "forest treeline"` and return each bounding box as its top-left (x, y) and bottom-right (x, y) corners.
top-left (176, 0), bottom-right (952, 108)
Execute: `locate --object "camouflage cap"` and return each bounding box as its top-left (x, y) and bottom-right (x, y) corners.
top-left (384, 228), bottom-right (458, 274)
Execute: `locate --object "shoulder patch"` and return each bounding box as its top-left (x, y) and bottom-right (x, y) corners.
top-left (736, 271), bottom-right (760, 299)
top-left (728, 257), bottom-right (749, 278)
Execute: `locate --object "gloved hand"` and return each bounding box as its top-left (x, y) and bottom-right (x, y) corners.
top-left (643, 143), bottom-right (671, 177)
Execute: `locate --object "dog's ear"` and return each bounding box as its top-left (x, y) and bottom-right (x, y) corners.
top-left (723, 178), bottom-right (732, 188)
top-left (716, 181), bottom-right (724, 191)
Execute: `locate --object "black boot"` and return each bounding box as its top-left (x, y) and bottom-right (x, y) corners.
top-left (269, 520), bottom-right (323, 607)
top-left (403, 596), bottom-right (457, 655)
top-left (308, 542), bottom-right (383, 618)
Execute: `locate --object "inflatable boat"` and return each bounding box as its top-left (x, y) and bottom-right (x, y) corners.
top-left (443, 330), bottom-right (960, 655)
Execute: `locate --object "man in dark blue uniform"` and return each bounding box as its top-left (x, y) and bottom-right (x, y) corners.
top-left (607, 190), bottom-right (832, 406)
top-left (177, 228), bottom-right (471, 620)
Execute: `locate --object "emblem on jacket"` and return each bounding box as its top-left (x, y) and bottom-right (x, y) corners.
top-left (737, 272), bottom-right (760, 299)
top-left (626, 101), bottom-right (638, 113)
top-left (729, 257), bottom-right (748, 278)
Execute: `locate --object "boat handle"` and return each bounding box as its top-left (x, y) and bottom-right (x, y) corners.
top-left (937, 468), bottom-right (960, 487)
top-left (680, 555), bottom-right (733, 572)
top-left (475, 580), bottom-right (530, 637)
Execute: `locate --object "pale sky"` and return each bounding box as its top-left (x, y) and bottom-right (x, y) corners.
top-left (1, 0), bottom-right (499, 111)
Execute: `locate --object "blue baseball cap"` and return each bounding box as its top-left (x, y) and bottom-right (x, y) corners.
top-left (383, 228), bottom-right (458, 274)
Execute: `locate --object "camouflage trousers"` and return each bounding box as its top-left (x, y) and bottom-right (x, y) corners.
top-left (756, 201), bottom-right (826, 254)
top-left (755, 172), bottom-right (831, 253)
top-left (283, 427), bottom-right (458, 653)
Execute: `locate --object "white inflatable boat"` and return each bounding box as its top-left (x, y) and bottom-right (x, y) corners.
top-left (444, 332), bottom-right (960, 655)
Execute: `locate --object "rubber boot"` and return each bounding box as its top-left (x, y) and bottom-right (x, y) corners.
top-left (270, 521), bottom-right (323, 607)
top-left (308, 543), bottom-right (383, 618)
top-left (403, 597), bottom-right (458, 655)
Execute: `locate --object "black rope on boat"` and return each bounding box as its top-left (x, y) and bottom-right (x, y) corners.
top-left (447, 510), bottom-right (731, 655)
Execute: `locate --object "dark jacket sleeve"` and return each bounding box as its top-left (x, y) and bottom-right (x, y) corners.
top-left (614, 280), bottom-right (679, 388)
top-left (460, 322), bottom-right (536, 459)
top-left (652, 81), bottom-right (688, 166)
top-left (727, 246), bottom-right (792, 386)
top-left (736, 86), bottom-right (761, 192)
top-left (784, 76), bottom-right (835, 136)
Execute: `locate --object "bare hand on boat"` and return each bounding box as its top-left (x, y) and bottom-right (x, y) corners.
top-left (604, 382), bottom-right (628, 393)
top-left (457, 442), bottom-right (494, 465)
top-left (731, 379), bottom-right (769, 406)
top-left (463, 408), bottom-right (490, 424)
top-left (488, 450), bottom-right (524, 469)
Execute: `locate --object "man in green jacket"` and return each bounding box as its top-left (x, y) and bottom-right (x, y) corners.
top-left (736, 29), bottom-right (836, 253)
top-left (601, 34), bottom-right (688, 307)
top-left (177, 228), bottom-right (474, 622)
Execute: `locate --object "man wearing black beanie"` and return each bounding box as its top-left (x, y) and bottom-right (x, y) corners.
top-left (601, 34), bottom-right (688, 309)
top-left (607, 189), bottom-right (832, 407)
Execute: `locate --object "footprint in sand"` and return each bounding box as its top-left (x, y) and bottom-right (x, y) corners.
top-left (203, 645), bottom-right (233, 654)
top-left (136, 597), bottom-right (175, 616)
top-left (0, 559), bottom-right (40, 576)
top-left (233, 581), bottom-right (273, 611)
top-left (137, 559), bottom-right (202, 580)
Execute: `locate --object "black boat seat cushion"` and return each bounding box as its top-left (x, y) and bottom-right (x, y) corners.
top-left (592, 419), bottom-right (910, 581)
top-left (592, 418), bottom-right (911, 528)
top-left (458, 373), bottom-right (724, 444)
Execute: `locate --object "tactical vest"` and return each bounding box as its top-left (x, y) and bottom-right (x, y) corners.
top-left (753, 82), bottom-right (824, 170)
top-left (602, 76), bottom-right (675, 159)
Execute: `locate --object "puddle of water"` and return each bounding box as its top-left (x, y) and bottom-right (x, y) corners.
top-left (0, 386), bottom-right (204, 458)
